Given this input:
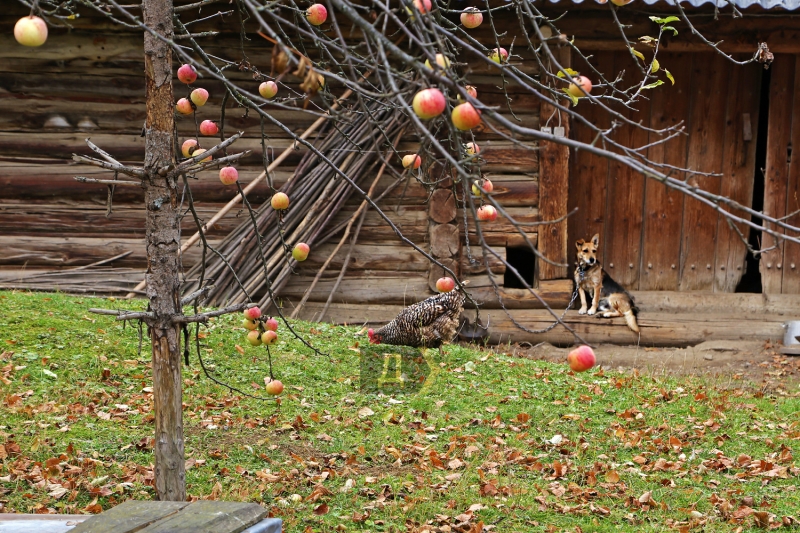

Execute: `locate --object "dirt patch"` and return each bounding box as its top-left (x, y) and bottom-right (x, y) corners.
top-left (504, 340), bottom-right (800, 389)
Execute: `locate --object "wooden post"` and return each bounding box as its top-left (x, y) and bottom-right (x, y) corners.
top-left (537, 45), bottom-right (571, 281)
top-left (142, 0), bottom-right (185, 501)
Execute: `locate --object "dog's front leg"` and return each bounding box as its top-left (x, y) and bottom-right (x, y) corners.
top-left (588, 285), bottom-right (600, 315)
top-left (578, 287), bottom-right (588, 315)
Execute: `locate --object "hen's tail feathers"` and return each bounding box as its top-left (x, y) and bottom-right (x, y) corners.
top-left (623, 309), bottom-right (639, 333)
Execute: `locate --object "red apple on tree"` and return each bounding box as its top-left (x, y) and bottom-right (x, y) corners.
top-left (190, 88), bottom-right (209, 107)
top-left (412, 88), bottom-right (446, 120)
top-left (292, 243), bottom-right (310, 261)
top-left (425, 53), bottom-right (451, 70)
top-left (471, 178), bottom-right (493, 196)
top-left (177, 64), bottom-right (197, 84)
top-left (413, 0), bottom-right (432, 13)
top-left (460, 7), bottom-right (483, 29)
top-left (14, 16), bottom-right (48, 47)
top-left (435, 277), bottom-right (456, 293)
top-left (567, 345), bottom-right (596, 372)
top-left (265, 317), bottom-right (279, 332)
top-left (465, 142), bottom-right (480, 156)
top-left (175, 98), bottom-right (193, 115)
top-left (402, 154), bottom-right (422, 169)
top-left (244, 307), bottom-right (262, 320)
top-left (242, 318), bottom-right (258, 330)
top-left (306, 4), bottom-right (328, 25)
top-left (265, 379), bottom-right (284, 395)
top-left (261, 330), bottom-right (278, 345)
top-left (566, 76), bottom-right (592, 98)
top-left (271, 192), bottom-right (290, 210)
top-left (181, 139), bottom-right (198, 158)
top-left (246, 330), bottom-right (263, 346)
top-left (458, 85), bottom-right (478, 102)
top-left (476, 205), bottom-right (497, 221)
top-left (191, 148), bottom-right (211, 162)
top-left (219, 166), bottom-right (238, 185)
top-left (451, 103), bottom-right (481, 131)
top-left (489, 47), bottom-right (508, 64)
top-left (259, 81), bottom-right (278, 99)
top-left (199, 120), bottom-right (219, 136)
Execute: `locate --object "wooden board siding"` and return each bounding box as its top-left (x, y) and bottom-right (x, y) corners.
top-left (761, 54), bottom-right (794, 294)
top-left (639, 53), bottom-right (693, 291)
top-left (779, 56), bottom-right (800, 294)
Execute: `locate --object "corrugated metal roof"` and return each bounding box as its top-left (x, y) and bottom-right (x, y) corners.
top-left (542, 0), bottom-right (800, 10)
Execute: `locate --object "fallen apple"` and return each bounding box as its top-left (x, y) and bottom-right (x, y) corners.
top-left (14, 16), bottom-right (48, 47)
top-left (246, 330), bottom-right (262, 346)
top-left (306, 4), bottom-right (328, 25)
top-left (219, 166), bottom-right (238, 185)
top-left (402, 154), bottom-right (422, 169)
top-left (476, 205), bottom-right (497, 221)
top-left (451, 102), bottom-right (481, 131)
top-left (460, 7), bottom-right (483, 29)
top-left (412, 88), bottom-right (446, 120)
top-left (177, 64), bottom-right (198, 84)
top-left (489, 47), bottom-right (508, 64)
top-left (190, 88), bottom-right (209, 107)
top-left (292, 243), bottom-right (310, 261)
top-left (566, 76), bottom-right (592, 98)
top-left (435, 277), bottom-right (455, 293)
top-left (567, 345), bottom-right (596, 372)
top-left (181, 139), bottom-right (198, 158)
top-left (259, 80), bottom-right (278, 99)
top-left (271, 192), bottom-right (290, 210)
top-left (265, 317), bottom-right (279, 332)
top-left (265, 379), bottom-right (284, 395)
top-left (261, 330), bottom-right (278, 345)
top-left (199, 120), bottom-right (219, 136)
top-left (244, 307), bottom-right (262, 320)
top-left (175, 98), bottom-right (194, 115)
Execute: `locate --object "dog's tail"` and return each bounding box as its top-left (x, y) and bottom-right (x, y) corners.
top-left (623, 309), bottom-right (639, 333)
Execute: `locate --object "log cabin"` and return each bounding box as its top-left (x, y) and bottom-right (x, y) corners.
top-left (1, 0), bottom-right (799, 347)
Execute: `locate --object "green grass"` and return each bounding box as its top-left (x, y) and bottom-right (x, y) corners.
top-left (1, 290), bottom-right (798, 532)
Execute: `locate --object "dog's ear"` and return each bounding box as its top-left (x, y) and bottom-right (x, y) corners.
top-left (576, 239), bottom-right (585, 249)
top-left (590, 234), bottom-right (600, 247)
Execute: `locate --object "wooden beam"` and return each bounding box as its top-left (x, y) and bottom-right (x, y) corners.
top-left (537, 45), bottom-right (571, 280)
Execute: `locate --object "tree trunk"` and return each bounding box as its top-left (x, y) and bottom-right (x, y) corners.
top-left (142, 0), bottom-right (185, 501)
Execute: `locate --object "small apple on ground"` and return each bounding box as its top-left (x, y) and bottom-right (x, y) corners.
top-left (261, 330), bottom-right (278, 345)
top-left (219, 166), bottom-right (238, 185)
top-left (465, 142), bottom-right (480, 156)
top-left (265, 317), bottom-right (279, 332)
top-left (476, 205), bottom-right (497, 221)
top-left (402, 154), bottom-right (422, 169)
top-left (489, 47), bottom-right (509, 64)
top-left (436, 277), bottom-right (455, 293)
top-left (460, 7), bottom-right (483, 29)
top-left (259, 81), bottom-right (278, 99)
top-left (177, 64), bottom-right (198, 84)
top-left (175, 98), bottom-right (193, 115)
top-left (451, 103), bottom-right (481, 131)
top-left (244, 307), bottom-right (262, 320)
top-left (199, 120), bottom-right (219, 136)
top-left (425, 53), bottom-right (451, 70)
top-left (181, 139), bottom-right (198, 158)
top-left (191, 148), bottom-right (211, 162)
top-left (271, 192), bottom-right (290, 210)
top-left (190, 88), bottom-right (209, 107)
top-left (14, 16), bottom-right (48, 47)
top-left (265, 379), bottom-right (284, 395)
top-left (292, 243), bottom-right (310, 261)
top-left (246, 330), bottom-right (262, 346)
top-left (306, 4), bottom-right (328, 25)
top-left (242, 318), bottom-right (258, 330)
top-left (412, 88), bottom-right (446, 120)
top-left (471, 178), bottom-right (493, 196)
top-left (413, 0), bottom-right (432, 13)
top-left (566, 76), bottom-right (592, 98)
top-left (567, 345), bottom-right (596, 372)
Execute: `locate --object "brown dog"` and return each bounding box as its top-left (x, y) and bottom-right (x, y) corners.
top-left (574, 234), bottom-right (639, 333)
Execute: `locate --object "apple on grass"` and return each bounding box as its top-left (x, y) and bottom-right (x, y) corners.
top-left (259, 81), bottom-right (278, 99)
top-left (412, 88), bottom-right (446, 120)
top-left (219, 166), bottom-right (238, 185)
top-left (246, 330), bottom-right (262, 346)
top-left (181, 139), bottom-right (198, 158)
top-left (476, 205), bottom-right (497, 221)
top-left (567, 345), bottom-right (596, 372)
top-left (265, 317), bottom-right (279, 332)
top-left (271, 192), bottom-right (290, 210)
top-left (14, 16), bottom-right (48, 47)
top-left (460, 7), bottom-right (483, 29)
top-left (244, 307), bottom-right (262, 320)
top-left (566, 76), bottom-right (592, 99)
top-left (292, 243), bottom-right (310, 262)
top-left (306, 4), bottom-right (328, 25)
top-left (265, 379), bottom-right (284, 396)
top-left (190, 88), bottom-right (209, 107)
top-left (436, 277), bottom-right (455, 293)
top-left (261, 330), bottom-right (278, 345)
top-left (402, 154), bottom-right (421, 169)
top-left (175, 98), bottom-right (193, 115)
top-left (177, 64), bottom-right (197, 84)
top-left (451, 103), bottom-right (481, 131)
top-left (199, 120), bottom-right (219, 136)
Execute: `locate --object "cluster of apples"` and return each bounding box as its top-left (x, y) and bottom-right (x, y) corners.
top-left (241, 307), bottom-right (285, 395)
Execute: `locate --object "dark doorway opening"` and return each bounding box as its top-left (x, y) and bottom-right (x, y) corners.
top-left (735, 67), bottom-right (770, 293)
top-left (504, 247), bottom-right (536, 288)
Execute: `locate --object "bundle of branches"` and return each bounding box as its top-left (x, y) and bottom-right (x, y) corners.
top-left (182, 93), bottom-right (410, 308)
